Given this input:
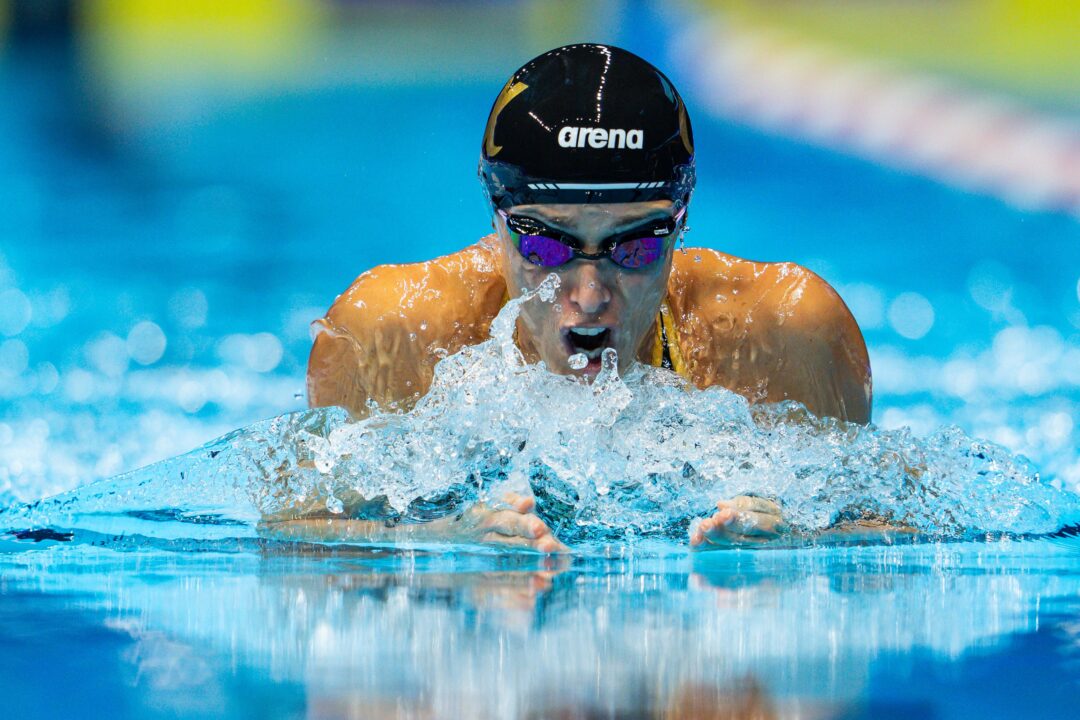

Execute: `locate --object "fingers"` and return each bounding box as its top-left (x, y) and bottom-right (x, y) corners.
top-left (718, 508), bottom-right (786, 537)
top-left (718, 496), bottom-right (780, 516)
top-left (690, 504), bottom-right (787, 549)
top-left (536, 534), bottom-right (570, 554)
top-left (479, 509), bottom-right (548, 539)
top-left (480, 529), bottom-right (568, 554)
top-left (475, 507), bottom-right (569, 553)
top-left (502, 492), bottom-right (535, 514)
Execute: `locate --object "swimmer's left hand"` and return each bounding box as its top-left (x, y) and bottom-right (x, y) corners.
top-left (690, 496), bottom-right (787, 548)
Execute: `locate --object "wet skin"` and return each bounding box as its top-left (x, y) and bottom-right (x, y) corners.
top-left (302, 201), bottom-right (874, 552)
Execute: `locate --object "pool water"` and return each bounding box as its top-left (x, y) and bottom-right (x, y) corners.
top-left (3, 3), bottom-right (1080, 717)
top-left (3, 539), bottom-right (1080, 719)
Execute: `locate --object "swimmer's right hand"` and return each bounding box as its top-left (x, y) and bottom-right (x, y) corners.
top-left (450, 493), bottom-right (569, 554)
top-left (260, 492), bottom-right (568, 553)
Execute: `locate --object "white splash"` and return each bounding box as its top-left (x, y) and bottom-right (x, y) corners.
top-left (5, 274), bottom-right (1079, 544)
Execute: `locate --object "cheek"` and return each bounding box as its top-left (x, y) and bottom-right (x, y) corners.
top-left (507, 256), bottom-right (556, 295)
top-left (612, 270), bottom-right (669, 338)
top-left (516, 294), bottom-right (564, 348)
top-left (614, 270), bottom-right (668, 309)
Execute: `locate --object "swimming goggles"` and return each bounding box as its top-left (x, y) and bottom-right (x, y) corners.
top-left (498, 208), bottom-right (685, 269)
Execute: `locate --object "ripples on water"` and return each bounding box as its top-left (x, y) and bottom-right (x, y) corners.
top-left (4, 274), bottom-right (1077, 548)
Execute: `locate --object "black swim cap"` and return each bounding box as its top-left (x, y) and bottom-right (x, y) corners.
top-left (479, 44), bottom-right (695, 210)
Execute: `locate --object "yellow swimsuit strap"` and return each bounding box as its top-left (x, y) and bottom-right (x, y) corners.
top-left (650, 300), bottom-right (688, 377)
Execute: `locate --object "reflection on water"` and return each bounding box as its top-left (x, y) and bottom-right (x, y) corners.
top-left (3, 540), bottom-right (1080, 718)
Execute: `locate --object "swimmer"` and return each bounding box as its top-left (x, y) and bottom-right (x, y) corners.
top-left (301, 45), bottom-right (872, 552)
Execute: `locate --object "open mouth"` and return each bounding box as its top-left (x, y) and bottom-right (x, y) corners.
top-left (564, 326), bottom-right (613, 365)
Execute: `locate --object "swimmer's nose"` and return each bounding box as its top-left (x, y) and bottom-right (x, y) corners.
top-left (567, 262), bottom-right (611, 315)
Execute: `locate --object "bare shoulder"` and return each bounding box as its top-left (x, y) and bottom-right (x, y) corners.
top-left (670, 248), bottom-right (849, 322)
top-left (307, 240), bottom-right (506, 415)
top-left (326, 241), bottom-right (505, 336)
top-left (669, 248), bottom-right (871, 423)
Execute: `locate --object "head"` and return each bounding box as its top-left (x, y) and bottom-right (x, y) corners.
top-left (479, 44), bottom-right (695, 378)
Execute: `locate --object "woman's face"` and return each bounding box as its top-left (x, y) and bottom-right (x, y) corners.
top-left (494, 200), bottom-right (680, 378)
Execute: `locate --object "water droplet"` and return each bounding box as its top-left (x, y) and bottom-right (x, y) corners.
top-left (568, 353), bottom-right (588, 370)
top-left (325, 494), bottom-right (344, 514)
top-left (888, 292), bottom-right (935, 340)
top-left (0, 289), bottom-right (32, 336)
top-left (420, 322), bottom-right (428, 331)
top-left (409, 333), bottom-right (417, 341)
top-left (537, 273), bottom-right (560, 302)
top-left (126, 321), bottom-right (167, 365)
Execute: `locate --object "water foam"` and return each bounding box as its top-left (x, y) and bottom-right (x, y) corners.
top-left (4, 274), bottom-right (1078, 545)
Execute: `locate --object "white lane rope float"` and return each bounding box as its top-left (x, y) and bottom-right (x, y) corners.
top-left (672, 18), bottom-right (1080, 218)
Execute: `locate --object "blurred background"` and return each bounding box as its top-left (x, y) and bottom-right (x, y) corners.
top-left (1, 0), bottom-right (1078, 502)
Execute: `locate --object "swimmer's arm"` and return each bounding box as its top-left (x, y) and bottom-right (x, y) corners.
top-left (307, 267), bottom-right (433, 418)
top-left (818, 519), bottom-right (920, 542)
top-left (690, 496), bottom-right (917, 548)
top-left (691, 496), bottom-right (786, 548)
top-left (261, 515), bottom-right (458, 543)
top-left (260, 495), bottom-right (568, 553)
top-left (307, 246), bottom-right (506, 418)
top-left (763, 270), bottom-right (872, 424)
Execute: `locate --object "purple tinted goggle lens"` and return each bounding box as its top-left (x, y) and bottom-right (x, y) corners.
top-left (502, 210), bottom-right (681, 270)
top-left (518, 233), bottom-right (575, 266)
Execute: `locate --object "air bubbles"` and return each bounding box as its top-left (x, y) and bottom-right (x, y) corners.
top-left (942, 358), bottom-right (978, 398)
top-left (568, 353), bottom-right (588, 370)
top-left (85, 332), bottom-right (129, 378)
top-left (63, 369), bottom-right (95, 403)
top-left (177, 379), bottom-right (208, 414)
top-left (127, 321), bottom-right (167, 365)
top-left (0, 288), bottom-right (32, 336)
top-left (888, 292), bottom-right (935, 340)
top-left (32, 287), bottom-right (70, 328)
top-left (967, 261), bottom-right (1014, 314)
top-left (36, 362), bottom-right (59, 394)
top-left (249, 333), bottom-right (284, 372)
top-left (0, 338), bottom-right (29, 379)
top-left (217, 333), bottom-right (283, 373)
top-left (840, 283), bottom-right (884, 330)
top-left (1039, 412), bottom-right (1073, 448)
